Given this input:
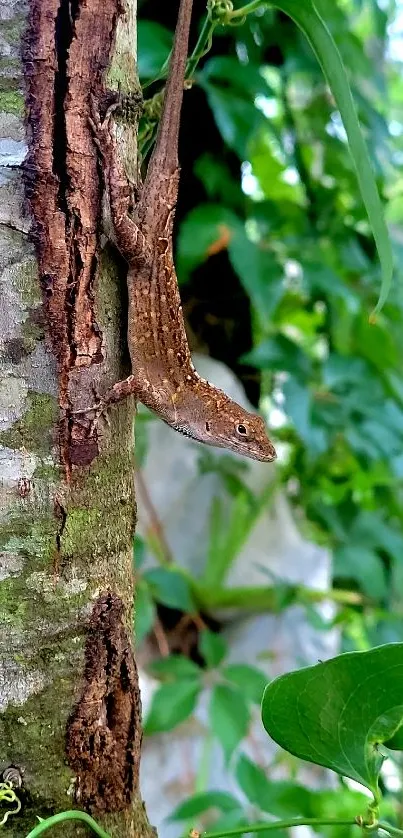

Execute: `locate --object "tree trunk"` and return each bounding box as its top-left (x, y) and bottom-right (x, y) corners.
top-left (0, 0), bottom-right (153, 835)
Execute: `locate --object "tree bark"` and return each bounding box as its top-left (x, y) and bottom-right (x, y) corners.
top-left (0, 0), bottom-right (152, 835)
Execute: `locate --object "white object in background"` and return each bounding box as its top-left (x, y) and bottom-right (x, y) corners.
top-left (136, 354), bottom-right (338, 836)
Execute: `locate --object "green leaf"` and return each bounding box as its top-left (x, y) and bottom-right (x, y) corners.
top-left (267, 0), bottom-right (393, 312)
top-left (144, 567), bottom-right (194, 612)
top-left (241, 335), bottom-right (311, 379)
top-left (283, 378), bottom-right (312, 446)
top-left (313, 786), bottom-right (378, 838)
top-left (148, 654), bottom-right (201, 681)
top-left (384, 725), bottom-right (403, 751)
top-left (222, 664), bottom-right (268, 704)
top-left (195, 153), bottom-right (243, 207)
top-left (204, 85), bottom-right (262, 158)
top-left (134, 581), bottom-right (156, 644)
top-left (204, 56), bottom-right (273, 99)
top-left (228, 229), bottom-right (284, 323)
top-left (334, 545), bottom-right (387, 598)
top-left (177, 204), bottom-right (241, 280)
top-left (201, 57), bottom-right (269, 158)
top-left (169, 790), bottom-right (241, 821)
top-left (144, 679), bottom-right (200, 734)
top-left (209, 811), bottom-right (251, 835)
top-left (261, 643), bottom-right (403, 800)
top-left (200, 629), bottom-right (227, 669)
top-left (209, 685), bottom-right (250, 763)
top-left (137, 21), bottom-right (171, 80)
top-left (204, 492), bottom-right (255, 589)
top-left (249, 130), bottom-right (305, 205)
top-left (133, 535), bottom-right (146, 569)
top-left (350, 510), bottom-right (403, 561)
top-left (236, 754), bottom-right (313, 818)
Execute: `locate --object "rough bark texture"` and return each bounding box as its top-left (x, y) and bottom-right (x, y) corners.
top-left (0, 0), bottom-right (151, 835)
top-left (23, 0), bottom-right (119, 472)
top-left (66, 592), bottom-right (142, 812)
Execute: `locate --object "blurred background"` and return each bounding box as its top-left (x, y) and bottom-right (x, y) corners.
top-left (133, 1), bottom-right (403, 835)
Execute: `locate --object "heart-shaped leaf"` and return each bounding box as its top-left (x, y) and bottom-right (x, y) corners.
top-left (262, 643), bottom-right (403, 802)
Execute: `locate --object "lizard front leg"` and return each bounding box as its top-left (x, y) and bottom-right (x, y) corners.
top-left (103, 375), bottom-right (138, 404)
top-left (89, 95), bottom-right (149, 264)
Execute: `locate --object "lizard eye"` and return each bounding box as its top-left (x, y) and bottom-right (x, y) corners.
top-left (205, 421), bottom-right (211, 432)
top-left (236, 423), bottom-right (248, 436)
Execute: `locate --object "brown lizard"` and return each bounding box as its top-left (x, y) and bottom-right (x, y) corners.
top-left (90, 0), bottom-right (276, 463)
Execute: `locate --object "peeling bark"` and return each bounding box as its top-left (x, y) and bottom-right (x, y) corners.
top-left (0, 0), bottom-right (151, 834)
top-left (22, 0), bottom-right (120, 473)
top-left (66, 592), bottom-right (142, 812)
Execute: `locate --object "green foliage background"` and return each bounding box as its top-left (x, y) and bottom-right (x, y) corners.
top-left (134, 0), bottom-right (403, 834)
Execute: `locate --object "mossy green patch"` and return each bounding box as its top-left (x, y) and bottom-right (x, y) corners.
top-left (62, 404), bottom-right (136, 601)
top-left (21, 314), bottom-right (44, 354)
top-left (0, 545), bottom-right (88, 636)
top-left (0, 644), bottom-right (81, 835)
top-left (0, 90), bottom-right (24, 116)
top-left (33, 462), bottom-right (61, 482)
top-left (0, 393), bottom-right (58, 456)
top-left (0, 520), bottom-right (32, 550)
top-left (0, 513), bottom-right (56, 562)
top-left (0, 579), bottom-right (28, 630)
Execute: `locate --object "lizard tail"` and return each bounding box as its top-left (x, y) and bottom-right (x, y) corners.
top-left (145, 0), bottom-right (193, 175)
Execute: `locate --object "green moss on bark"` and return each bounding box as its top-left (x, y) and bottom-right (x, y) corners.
top-left (0, 90), bottom-right (24, 115)
top-left (62, 404), bottom-right (137, 603)
top-left (0, 394), bottom-right (58, 456)
top-left (0, 653), bottom-right (81, 837)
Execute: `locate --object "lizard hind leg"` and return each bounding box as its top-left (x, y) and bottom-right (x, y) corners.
top-left (103, 375), bottom-right (139, 406)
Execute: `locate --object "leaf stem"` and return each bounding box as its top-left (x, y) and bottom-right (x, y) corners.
top-left (228, 0), bottom-right (268, 17)
top-left (186, 15), bottom-right (216, 78)
top-left (202, 817), bottom-right (358, 837)
top-left (25, 810), bottom-right (112, 838)
top-left (202, 817), bottom-right (403, 838)
top-left (378, 823), bottom-right (403, 837)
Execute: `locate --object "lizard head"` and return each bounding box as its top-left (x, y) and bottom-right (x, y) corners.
top-left (201, 409), bottom-right (277, 462)
top-left (174, 387), bottom-right (277, 463)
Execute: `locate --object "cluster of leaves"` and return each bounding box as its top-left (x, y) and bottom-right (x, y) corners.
top-left (145, 628), bottom-right (266, 748)
top-left (139, 0), bottom-right (403, 634)
top-left (142, 627), bottom-right (374, 836)
top-left (134, 0), bottom-right (403, 834)
top-left (142, 633), bottom-right (403, 837)
top-left (6, 645), bottom-right (403, 836)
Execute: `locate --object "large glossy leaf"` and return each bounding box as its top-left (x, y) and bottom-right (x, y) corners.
top-left (228, 228), bottom-right (284, 322)
top-left (262, 643), bottom-right (403, 801)
top-left (267, 0), bottom-right (393, 312)
top-left (134, 580), bottom-right (156, 643)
